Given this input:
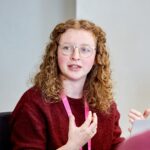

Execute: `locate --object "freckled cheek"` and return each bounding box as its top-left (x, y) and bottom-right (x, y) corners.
top-left (57, 55), bottom-right (68, 69)
top-left (83, 57), bottom-right (95, 69)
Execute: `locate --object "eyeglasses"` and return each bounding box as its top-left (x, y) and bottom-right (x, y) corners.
top-left (58, 43), bottom-right (96, 58)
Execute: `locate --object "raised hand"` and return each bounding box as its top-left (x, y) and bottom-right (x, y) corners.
top-left (128, 108), bottom-right (150, 132)
top-left (66, 111), bottom-right (97, 149)
top-left (128, 109), bottom-right (145, 124)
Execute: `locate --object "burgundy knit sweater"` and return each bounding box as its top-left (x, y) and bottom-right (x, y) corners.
top-left (10, 87), bottom-right (124, 150)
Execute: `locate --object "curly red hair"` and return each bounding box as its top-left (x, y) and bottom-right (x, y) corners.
top-left (34, 19), bottom-right (113, 113)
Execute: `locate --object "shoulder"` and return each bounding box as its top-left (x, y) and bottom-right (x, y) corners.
top-left (22, 86), bottom-right (42, 99)
top-left (94, 101), bottom-right (120, 121)
top-left (12, 86), bottom-right (44, 115)
top-left (109, 100), bottom-right (121, 118)
top-left (110, 100), bottom-right (119, 112)
top-left (20, 86), bottom-right (43, 103)
top-left (97, 100), bottom-right (119, 115)
top-left (11, 86), bottom-right (54, 128)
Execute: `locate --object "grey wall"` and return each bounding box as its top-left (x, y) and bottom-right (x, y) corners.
top-left (0, 0), bottom-right (75, 111)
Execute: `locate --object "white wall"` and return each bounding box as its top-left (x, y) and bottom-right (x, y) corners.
top-left (76, 0), bottom-right (150, 137)
top-left (0, 0), bottom-right (75, 111)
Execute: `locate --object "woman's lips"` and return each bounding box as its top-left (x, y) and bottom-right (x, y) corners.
top-left (68, 64), bottom-right (82, 71)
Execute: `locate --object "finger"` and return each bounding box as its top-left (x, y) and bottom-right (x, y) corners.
top-left (129, 118), bottom-right (135, 124)
top-left (81, 111), bottom-right (92, 128)
top-left (128, 127), bottom-right (132, 133)
top-left (92, 113), bottom-right (98, 127)
top-left (129, 109), bottom-right (143, 117)
top-left (128, 113), bottom-right (136, 120)
top-left (88, 113), bottom-right (98, 133)
top-left (129, 109), bottom-right (144, 119)
top-left (69, 114), bottom-right (76, 129)
top-left (128, 113), bottom-right (143, 121)
top-left (90, 113), bottom-right (97, 129)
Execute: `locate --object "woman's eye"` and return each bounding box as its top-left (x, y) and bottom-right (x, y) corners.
top-left (63, 46), bottom-right (70, 50)
top-left (81, 47), bottom-right (90, 52)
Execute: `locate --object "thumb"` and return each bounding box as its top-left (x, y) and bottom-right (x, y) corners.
top-left (143, 109), bottom-right (150, 118)
top-left (69, 114), bottom-right (76, 129)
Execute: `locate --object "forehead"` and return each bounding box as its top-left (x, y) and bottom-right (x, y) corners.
top-left (59, 29), bottom-right (96, 46)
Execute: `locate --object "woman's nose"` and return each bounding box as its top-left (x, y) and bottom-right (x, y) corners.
top-left (71, 48), bottom-right (80, 60)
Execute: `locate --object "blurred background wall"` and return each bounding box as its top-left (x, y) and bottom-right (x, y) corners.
top-left (0, 0), bottom-right (76, 111)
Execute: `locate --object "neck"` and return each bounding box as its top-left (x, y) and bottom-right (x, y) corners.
top-left (62, 78), bottom-right (86, 99)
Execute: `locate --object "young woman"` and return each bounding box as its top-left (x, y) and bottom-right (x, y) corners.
top-left (10, 19), bottom-right (125, 150)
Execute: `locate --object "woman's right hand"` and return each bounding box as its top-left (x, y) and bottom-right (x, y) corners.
top-left (57, 111), bottom-right (97, 150)
top-left (66, 111), bottom-right (97, 150)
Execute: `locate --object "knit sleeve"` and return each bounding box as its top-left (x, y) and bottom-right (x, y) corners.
top-left (10, 88), bottom-right (47, 150)
top-left (111, 103), bottom-right (125, 150)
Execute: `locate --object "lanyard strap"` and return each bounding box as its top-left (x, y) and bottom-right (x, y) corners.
top-left (61, 93), bottom-right (91, 150)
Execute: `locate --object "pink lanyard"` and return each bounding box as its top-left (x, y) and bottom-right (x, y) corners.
top-left (61, 93), bottom-right (91, 150)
